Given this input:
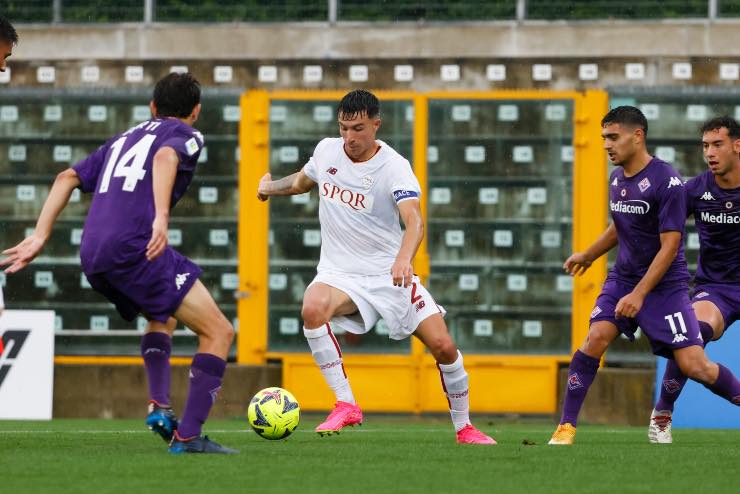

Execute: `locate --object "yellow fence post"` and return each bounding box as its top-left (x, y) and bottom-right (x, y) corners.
top-left (571, 90), bottom-right (610, 355)
top-left (237, 90), bottom-right (271, 365)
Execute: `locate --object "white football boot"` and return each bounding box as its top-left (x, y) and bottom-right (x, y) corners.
top-left (648, 409), bottom-right (673, 444)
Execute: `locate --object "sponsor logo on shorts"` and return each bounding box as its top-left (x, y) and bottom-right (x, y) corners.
top-left (638, 177), bottom-right (651, 192)
top-left (694, 291), bottom-right (709, 299)
top-left (590, 306), bottom-right (602, 318)
top-left (672, 334), bottom-right (688, 344)
top-left (175, 272), bottom-right (191, 290)
top-left (415, 300), bottom-right (426, 312)
top-left (611, 199), bottom-right (650, 215)
top-left (663, 379), bottom-right (681, 394)
top-left (667, 177), bottom-right (684, 189)
top-left (567, 373), bottom-right (583, 390)
top-left (701, 191), bottom-right (715, 201)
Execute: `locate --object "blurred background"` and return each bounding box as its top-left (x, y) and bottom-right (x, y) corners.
top-left (1, 1), bottom-right (739, 423)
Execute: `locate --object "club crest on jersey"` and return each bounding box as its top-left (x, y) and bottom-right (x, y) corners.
top-left (638, 177), bottom-right (651, 193)
top-left (567, 373), bottom-right (583, 390)
top-left (361, 175), bottom-right (374, 189)
top-left (701, 191), bottom-right (715, 201)
top-left (320, 181), bottom-right (374, 213)
top-left (620, 189), bottom-right (627, 197)
top-left (726, 201), bottom-right (733, 210)
top-left (326, 167), bottom-right (338, 175)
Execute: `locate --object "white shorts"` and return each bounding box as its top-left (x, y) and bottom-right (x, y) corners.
top-left (310, 272), bottom-right (446, 340)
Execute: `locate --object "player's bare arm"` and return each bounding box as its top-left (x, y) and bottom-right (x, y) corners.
top-left (564, 223), bottom-right (618, 276)
top-left (0, 168), bottom-right (81, 274)
top-left (615, 230), bottom-right (681, 318)
top-left (257, 169), bottom-right (316, 201)
top-left (392, 198), bottom-right (423, 288)
top-left (146, 146), bottom-right (179, 261)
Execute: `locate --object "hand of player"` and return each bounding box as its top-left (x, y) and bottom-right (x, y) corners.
top-left (563, 252), bottom-right (593, 276)
top-left (391, 256), bottom-right (413, 288)
top-left (615, 291), bottom-right (644, 319)
top-left (0, 234), bottom-right (45, 274)
top-left (146, 214), bottom-right (168, 261)
top-left (257, 173), bottom-right (272, 202)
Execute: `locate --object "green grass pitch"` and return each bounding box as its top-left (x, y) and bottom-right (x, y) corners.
top-left (1, 417), bottom-right (738, 493)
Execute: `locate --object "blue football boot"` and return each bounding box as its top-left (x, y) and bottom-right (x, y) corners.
top-left (146, 401), bottom-right (179, 443)
top-left (168, 433), bottom-right (239, 455)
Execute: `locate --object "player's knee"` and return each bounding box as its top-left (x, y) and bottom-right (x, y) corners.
top-left (210, 316), bottom-right (234, 345)
top-left (582, 332), bottom-right (609, 357)
top-left (301, 302), bottom-right (330, 329)
top-left (429, 337), bottom-right (457, 363)
top-left (680, 358), bottom-right (713, 383)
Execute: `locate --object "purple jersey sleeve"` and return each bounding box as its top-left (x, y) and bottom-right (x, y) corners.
top-left (160, 128), bottom-right (203, 172)
top-left (72, 142), bottom-right (111, 193)
top-left (656, 175), bottom-right (687, 233)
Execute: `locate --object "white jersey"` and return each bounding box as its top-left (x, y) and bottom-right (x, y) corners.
top-left (303, 138), bottom-right (422, 276)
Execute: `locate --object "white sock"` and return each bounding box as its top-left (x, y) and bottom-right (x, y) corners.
top-left (438, 350), bottom-right (470, 432)
top-left (304, 324), bottom-right (355, 404)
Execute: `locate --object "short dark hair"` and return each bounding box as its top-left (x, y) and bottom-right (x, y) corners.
top-left (152, 72), bottom-right (201, 118)
top-left (337, 89), bottom-right (380, 120)
top-left (0, 16), bottom-right (18, 45)
top-left (700, 116), bottom-right (740, 141)
top-left (601, 105), bottom-right (648, 136)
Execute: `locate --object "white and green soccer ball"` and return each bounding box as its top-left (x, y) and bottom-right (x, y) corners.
top-left (247, 387), bottom-right (300, 440)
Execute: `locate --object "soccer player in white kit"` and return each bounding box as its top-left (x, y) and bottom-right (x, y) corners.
top-left (257, 90), bottom-right (495, 444)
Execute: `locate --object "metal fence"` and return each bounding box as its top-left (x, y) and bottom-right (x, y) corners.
top-left (2, 0), bottom-right (738, 23)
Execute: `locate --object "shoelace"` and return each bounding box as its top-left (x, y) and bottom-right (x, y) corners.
top-left (652, 415), bottom-right (671, 432)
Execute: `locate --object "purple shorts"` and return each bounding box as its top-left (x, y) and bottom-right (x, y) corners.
top-left (84, 247), bottom-right (202, 323)
top-left (692, 283), bottom-right (740, 330)
top-left (590, 279), bottom-right (702, 359)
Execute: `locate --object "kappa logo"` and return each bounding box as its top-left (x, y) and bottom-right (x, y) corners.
top-left (663, 379), bottom-right (681, 394)
top-left (611, 177), bottom-right (619, 187)
top-left (0, 330), bottom-right (31, 388)
top-left (694, 291), bottom-right (709, 299)
top-left (326, 167), bottom-right (338, 175)
top-left (672, 334), bottom-right (688, 344)
top-left (209, 385), bottom-right (222, 405)
top-left (667, 177), bottom-right (684, 189)
top-left (701, 191), bottom-right (715, 201)
top-left (175, 272), bottom-right (190, 290)
top-left (567, 373), bottom-right (583, 390)
top-left (590, 305), bottom-right (602, 318)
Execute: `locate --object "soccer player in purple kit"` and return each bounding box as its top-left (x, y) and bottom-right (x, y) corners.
top-left (649, 116), bottom-right (740, 443)
top-left (548, 106), bottom-right (740, 445)
top-left (0, 73), bottom-right (237, 454)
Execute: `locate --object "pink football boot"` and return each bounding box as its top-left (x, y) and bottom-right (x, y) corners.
top-left (315, 401), bottom-right (363, 436)
top-left (456, 424), bottom-right (497, 445)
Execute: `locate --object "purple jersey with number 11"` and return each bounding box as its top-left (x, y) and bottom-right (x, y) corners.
top-left (73, 118), bottom-right (203, 274)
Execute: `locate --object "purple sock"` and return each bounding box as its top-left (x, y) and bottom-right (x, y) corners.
top-left (560, 350), bottom-right (600, 426)
top-left (656, 322), bottom-right (715, 411)
top-left (703, 364), bottom-right (740, 406)
top-left (141, 332), bottom-right (171, 407)
top-left (177, 353), bottom-right (227, 439)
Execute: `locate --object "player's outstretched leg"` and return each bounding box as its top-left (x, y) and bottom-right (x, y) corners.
top-left (142, 318), bottom-right (179, 443)
top-left (650, 321), bottom-right (716, 444)
top-left (302, 283), bottom-right (363, 436)
top-left (415, 314), bottom-right (495, 445)
top-left (167, 280), bottom-right (238, 454)
top-left (549, 321), bottom-right (617, 445)
top-left (674, 345), bottom-right (740, 408)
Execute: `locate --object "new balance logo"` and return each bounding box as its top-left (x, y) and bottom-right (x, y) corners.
top-left (175, 272), bottom-right (190, 290)
top-left (701, 191), bottom-right (715, 201)
top-left (0, 330), bottom-right (31, 388)
top-left (672, 334), bottom-right (688, 344)
top-left (327, 167), bottom-right (338, 175)
top-left (667, 177), bottom-right (684, 188)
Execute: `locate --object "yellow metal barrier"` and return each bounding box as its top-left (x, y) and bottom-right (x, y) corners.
top-left (238, 89), bottom-right (609, 413)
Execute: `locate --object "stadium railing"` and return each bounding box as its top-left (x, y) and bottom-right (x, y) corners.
top-left (4, 0), bottom-right (738, 24)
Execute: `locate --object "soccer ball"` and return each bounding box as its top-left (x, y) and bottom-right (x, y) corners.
top-left (247, 387), bottom-right (300, 440)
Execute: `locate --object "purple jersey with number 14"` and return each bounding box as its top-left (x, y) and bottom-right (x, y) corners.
top-left (73, 118), bottom-right (203, 274)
